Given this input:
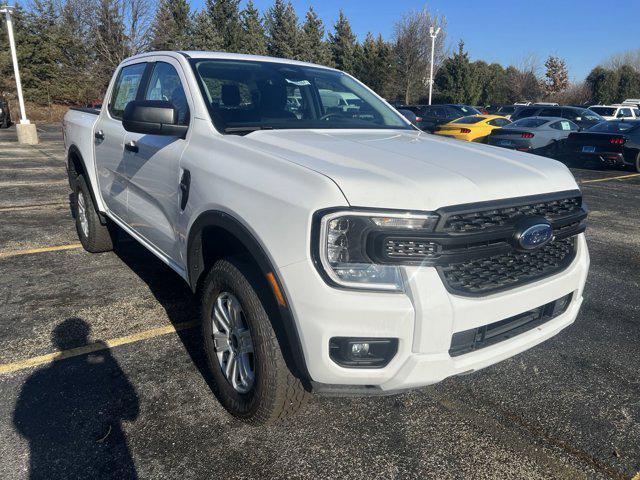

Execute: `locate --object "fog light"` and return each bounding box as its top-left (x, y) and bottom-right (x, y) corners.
top-left (351, 342), bottom-right (369, 356)
top-left (329, 337), bottom-right (398, 368)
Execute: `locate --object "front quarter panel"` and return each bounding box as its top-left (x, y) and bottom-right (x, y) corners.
top-left (178, 118), bottom-right (349, 271)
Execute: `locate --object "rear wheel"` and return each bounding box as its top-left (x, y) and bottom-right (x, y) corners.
top-left (632, 152), bottom-right (640, 173)
top-left (73, 176), bottom-right (115, 252)
top-left (201, 258), bottom-right (310, 425)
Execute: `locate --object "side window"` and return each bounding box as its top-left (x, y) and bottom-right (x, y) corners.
top-left (109, 63), bottom-right (147, 119)
top-left (634, 108), bottom-right (640, 117)
top-left (488, 118), bottom-right (509, 127)
top-left (539, 108), bottom-right (559, 117)
top-left (517, 108), bottom-right (537, 118)
top-left (561, 108), bottom-right (580, 121)
top-left (144, 62), bottom-right (189, 125)
top-left (619, 108), bottom-right (632, 118)
top-left (551, 121), bottom-right (573, 131)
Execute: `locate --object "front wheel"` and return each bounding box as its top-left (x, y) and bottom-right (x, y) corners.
top-left (201, 258), bottom-right (310, 425)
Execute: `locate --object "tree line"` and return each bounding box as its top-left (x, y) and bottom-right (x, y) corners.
top-left (1, 0), bottom-right (638, 111)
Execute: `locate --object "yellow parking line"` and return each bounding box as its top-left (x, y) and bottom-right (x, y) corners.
top-left (0, 320), bottom-right (199, 375)
top-left (580, 173), bottom-right (640, 184)
top-left (0, 243), bottom-right (82, 259)
top-left (0, 202), bottom-right (68, 212)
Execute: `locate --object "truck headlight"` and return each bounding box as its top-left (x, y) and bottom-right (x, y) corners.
top-left (316, 210), bottom-right (439, 291)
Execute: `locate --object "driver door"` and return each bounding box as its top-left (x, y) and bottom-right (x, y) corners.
top-left (122, 58), bottom-right (192, 263)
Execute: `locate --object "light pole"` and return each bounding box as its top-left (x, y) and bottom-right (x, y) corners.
top-left (428, 26), bottom-right (441, 106)
top-left (1, 4), bottom-right (38, 144)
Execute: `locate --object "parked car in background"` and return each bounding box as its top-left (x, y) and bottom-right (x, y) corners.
top-left (434, 114), bottom-right (511, 142)
top-left (487, 116), bottom-right (579, 156)
top-left (622, 98), bottom-right (640, 107)
top-left (495, 105), bottom-right (519, 119)
top-left (473, 105), bottom-right (489, 114)
top-left (512, 105), bottom-right (604, 130)
top-left (564, 120), bottom-right (640, 172)
top-left (588, 105), bottom-right (638, 121)
top-left (532, 102), bottom-right (559, 106)
top-left (413, 104), bottom-right (481, 132)
top-left (0, 98), bottom-right (11, 128)
top-left (514, 101), bottom-right (531, 106)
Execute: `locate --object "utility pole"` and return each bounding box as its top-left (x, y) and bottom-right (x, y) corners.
top-left (428, 26), bottom-right (441, 106)
top-left (1, 4), bottom-right (38, 144)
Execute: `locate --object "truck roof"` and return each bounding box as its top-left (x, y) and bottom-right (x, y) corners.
top-left (122, 51), bottom-right (338, 72)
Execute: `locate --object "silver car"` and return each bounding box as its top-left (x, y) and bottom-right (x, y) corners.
top-left (487, 116), bottom-right (579, 157)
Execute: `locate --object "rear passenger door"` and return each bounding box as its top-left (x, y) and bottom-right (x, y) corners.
top-left (94, 62), bottom-right (147, 220)
top-left (123, 58), bottom-right (192, 264)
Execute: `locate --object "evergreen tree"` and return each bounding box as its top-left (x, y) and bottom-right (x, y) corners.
top-left (207, 0), bottom-right (242, 52)
top-left (298, 7), bottom-right (330, 65)
top-left (585, 66), bottom-right (619, 103)
top-left (150, 0), bottom-right (191, 51)
top-left (189, 10), bottom-right (221, 50)
top-left (616, 65), bottom-right (640, 101)
top-left (265, 0), bottom-right (300, 60)
top-left (328, 10), bottom-right (357, 74)
top-left (435, 41), bottom-right (480, 104)
top-left (239, 0), bottom-right (267, 55)
top-left (355, 32), bottom-right (393, 95)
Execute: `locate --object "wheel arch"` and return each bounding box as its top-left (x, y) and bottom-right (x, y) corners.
top-left (187, 210), bottom-right (310, 384)
top-left (67, 144), bottom-right (106, 220)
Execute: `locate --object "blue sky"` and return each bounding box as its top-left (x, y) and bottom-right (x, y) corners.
top-left (191, 0), bottom-right (639, 81)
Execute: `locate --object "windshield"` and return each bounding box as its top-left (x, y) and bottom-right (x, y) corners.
top-left (190, 59), bottom-right (411, 133)
top-left (589, 107), bottom-right (616, 116)
top-left (509, 118), bottom-right (548, 128)
top-left (452, 116), bottom-right (484, 124)
top-left (587, 121), bottom-right (640, 133)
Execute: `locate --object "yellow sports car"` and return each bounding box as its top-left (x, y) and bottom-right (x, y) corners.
top-left (434, 115), bottom-right (511, 142)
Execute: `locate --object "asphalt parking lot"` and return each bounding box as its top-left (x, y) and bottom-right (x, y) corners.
top-left (0, 124), bottom-right (639, 480)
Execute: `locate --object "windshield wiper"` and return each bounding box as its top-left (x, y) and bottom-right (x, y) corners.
top-left (223, 126), bottom-right (274, 135)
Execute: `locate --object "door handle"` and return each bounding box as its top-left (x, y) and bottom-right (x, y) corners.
top-left (124, 141), bottom-right (138, 153)
top-left (94, 130), bottom-right (105, 141)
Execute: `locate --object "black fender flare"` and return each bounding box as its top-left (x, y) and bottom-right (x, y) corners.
top-left (66, 145), bottom-right (106, 221)
top-left (187, 210), bottom-right (310, 383)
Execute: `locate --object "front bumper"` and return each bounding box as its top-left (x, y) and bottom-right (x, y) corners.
top-left (279, 234), bottom-right (589, 392)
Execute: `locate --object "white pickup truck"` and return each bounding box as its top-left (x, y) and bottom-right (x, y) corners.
top-left (63, 51), bottom-right (590, 425)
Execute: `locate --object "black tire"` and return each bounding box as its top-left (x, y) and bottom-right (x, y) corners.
top-left (73, 175), bottom-right (115, 253)
top-left (632, 152), bottom-right (640, 173)
top-left (201, 258), bottom-right (310, 425)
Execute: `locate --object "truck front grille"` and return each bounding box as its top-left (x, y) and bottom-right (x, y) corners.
top-left (442, 196), bottom-right (582, 233)
top-left (439, 237), bottom-right (576, 295)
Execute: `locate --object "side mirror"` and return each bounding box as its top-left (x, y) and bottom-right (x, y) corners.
top-left (398, 109), bottom-right (417, 124)
top-left (123, 100), bottom-right (188, 138)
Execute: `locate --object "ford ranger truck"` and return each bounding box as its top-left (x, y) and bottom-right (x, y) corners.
top-left (62, 52), bottom-right (589, 425)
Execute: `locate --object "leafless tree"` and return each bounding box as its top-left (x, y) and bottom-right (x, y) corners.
top-left (602, 48), bottom-right (640, 72)
top-left (393, 6), bottom-right (446, 104)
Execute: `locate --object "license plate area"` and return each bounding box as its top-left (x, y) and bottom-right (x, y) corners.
top-left (582, 146), bottom-right (596, 153)
top-left (499, 140), bottom-right (513, 146)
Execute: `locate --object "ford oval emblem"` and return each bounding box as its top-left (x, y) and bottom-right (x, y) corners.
top-left (516, 223), bottom-right (553, 250)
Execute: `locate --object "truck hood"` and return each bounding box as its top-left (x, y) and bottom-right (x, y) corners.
top-left (245, 129), bottom-right (579, 210)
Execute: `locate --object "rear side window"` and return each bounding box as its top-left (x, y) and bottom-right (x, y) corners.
top-left (511, 118), bottom-right (547, 128)
top-left (109, 63), bottom-right (147, 119)
top-left (515, 107), bottom-right (538, 118)
top-left (487, 118), bottom-right (511, 127)
top-left (453, 116), bottom-right (484, 124)
top-left (144, 62), bottom-right (190, 125)
top-left (618, 108), bottom-right (633, 118)
top-left (550, 121), bottom-right (576, 131)
top-left (538, 108), bottom-right (560, 117)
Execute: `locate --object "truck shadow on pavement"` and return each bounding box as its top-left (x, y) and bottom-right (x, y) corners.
top-left (13, 318), bottom-right (140, 480)
top-left (111, 238), bottom-right (219, 395)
